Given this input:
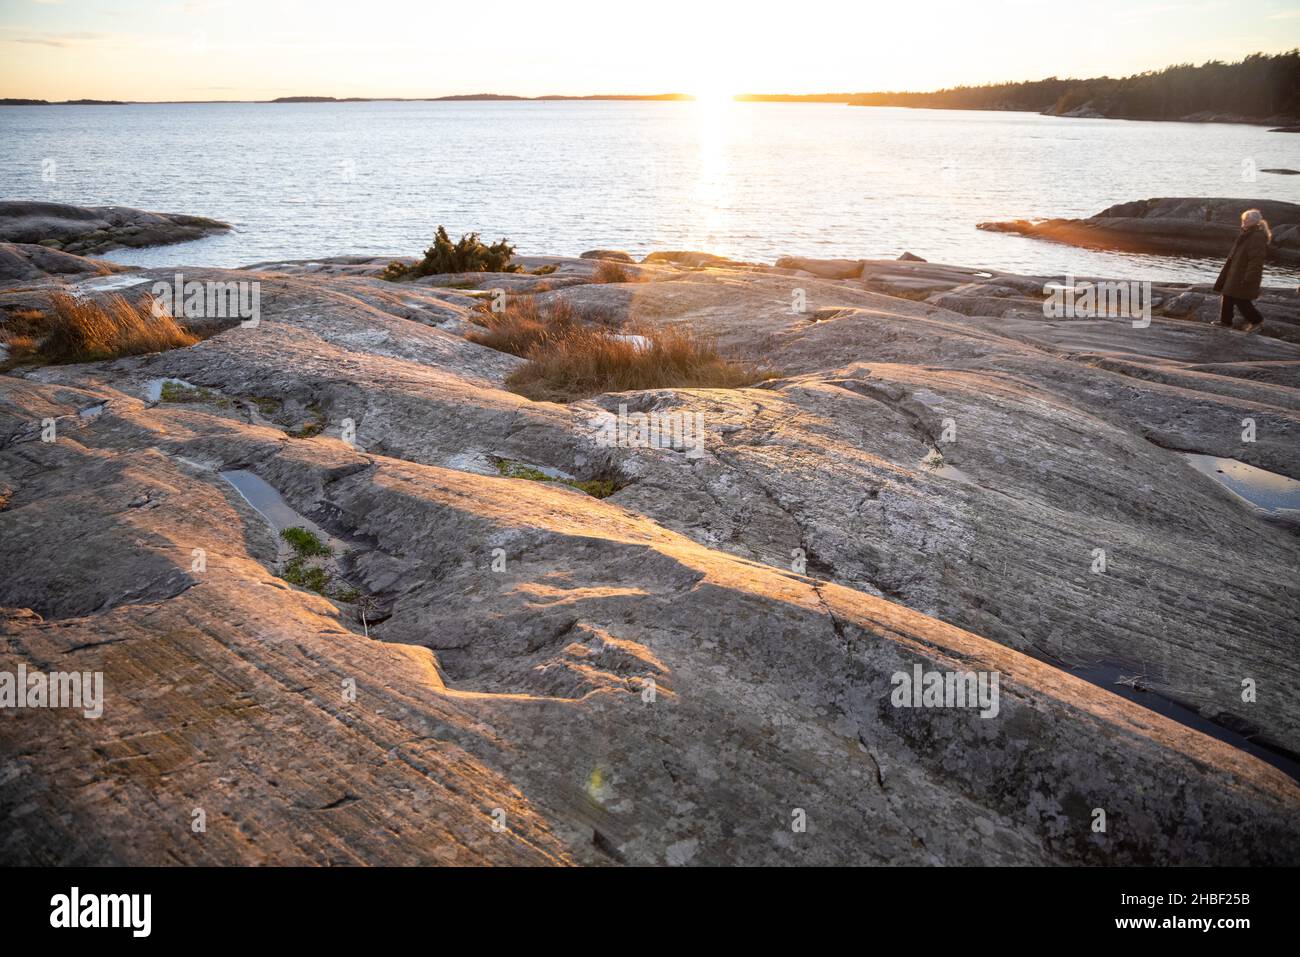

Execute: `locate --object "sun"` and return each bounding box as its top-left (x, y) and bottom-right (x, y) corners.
top-left (690, 81), bottom-right (736, 109)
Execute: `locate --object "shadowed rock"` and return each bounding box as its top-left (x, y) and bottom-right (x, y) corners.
top-left (0, 201), bottom-right (232, 255)
top-left (979, 197), bottom-right (1300, 263)
top-left (0, 242), bottom-right (125, 282)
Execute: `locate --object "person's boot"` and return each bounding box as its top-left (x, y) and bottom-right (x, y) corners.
top-left (1240, 319), bottom-right (1263, 334)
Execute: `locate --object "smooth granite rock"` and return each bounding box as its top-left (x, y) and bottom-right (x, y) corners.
top-left (1, 249), bottom-right (1298, 865)
top-left (0, 201), bottom-right (232, 255)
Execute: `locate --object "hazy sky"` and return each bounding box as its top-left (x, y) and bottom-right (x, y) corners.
top-left (1, 0), bottom-right (1297, 101)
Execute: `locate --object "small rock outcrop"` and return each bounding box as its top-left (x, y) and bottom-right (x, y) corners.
top-left (979, 197), bottom-right (1300, 263)
top-left (579, 249), bottom-right (635, 262)
top-left (641, 250), bottom-right (750, 268)
top-left (0, 242), bottom-right (122, 282)
top-left (773, 256), bottom-right (865, 279)
top-left (0, 201), bottom-right (232, 255)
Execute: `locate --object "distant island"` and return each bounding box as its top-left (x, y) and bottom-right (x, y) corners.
top-left (268, 93), bottom-right (693, 103)
top-left (4, 50), bottom-right (1295, 122)
top-left (0, 98), bottom-right (126, 106)
top-left (841, 50), bottom-right (1299, 123)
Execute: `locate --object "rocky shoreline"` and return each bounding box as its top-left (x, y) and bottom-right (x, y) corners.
top-left (979, 197), bottom-right (1300, 264)
top-left (2, 220), bottom-right (1299, 865)
top-left (0, 201), bottom-right (231, 257)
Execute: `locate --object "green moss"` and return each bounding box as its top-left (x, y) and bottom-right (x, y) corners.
top-left (250, 395), bottom-right (282, 416)
top-left (282, 556), bottom-right (330, 594)
top-left (160, 382), bottom-right (231, 408)
top-left (287, 402), bottom-right (326, 438)
top-left (280, 526), bottom-right (331, 557)
top-left (495, 459), bottom-right (620, 499)
top-left (330, 585), bottom-right (361, 603)
top-left (568, 479), bottom-right (618, 499)
top-left (497, 460), bottom-right (554, 482)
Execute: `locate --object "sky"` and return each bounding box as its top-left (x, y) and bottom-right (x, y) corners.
top-left (1, 0), bottom-right (1298, 101)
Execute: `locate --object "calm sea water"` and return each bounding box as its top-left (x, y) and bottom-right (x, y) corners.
top-left (1, 101), bottom-right (1296, 283)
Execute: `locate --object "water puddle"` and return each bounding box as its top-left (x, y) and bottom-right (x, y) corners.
top-left (74, 273), bottom-right (149, 294)
top-left (220, 469), bottom-right (325, 537)
top-left (1184, 454), bottom-right (1300, 521)
top-left (1069, 660), bottom-right (1300, 783)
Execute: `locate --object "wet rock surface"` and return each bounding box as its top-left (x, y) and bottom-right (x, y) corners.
top-left (2, 251), bottom-right (1298, 865)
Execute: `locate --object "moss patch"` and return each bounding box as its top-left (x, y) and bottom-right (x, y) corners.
top-left (280, 526), bottom-right (331, 557)
top-left (160, 381), bottom-right (232, 408)
top-left (287, 402), bottom-right (326, 438)
top-left (495, 458), bottom-right (621, 499)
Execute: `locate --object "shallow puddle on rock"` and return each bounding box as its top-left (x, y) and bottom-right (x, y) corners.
top-left (1184, 454), bottom-right (1300, 519)
top-left (220, 469), bottom-right (328, 540)
top-left (74, 274), bottom-right (149, 294)
top-left (1069, 660), bottom-right (1300, 784)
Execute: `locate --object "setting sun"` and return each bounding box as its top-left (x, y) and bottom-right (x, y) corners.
top-left (691, 85), bottom-right (736, 108)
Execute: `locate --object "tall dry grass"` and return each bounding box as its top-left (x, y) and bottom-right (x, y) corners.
top-left (500, 319), bottom-right (776, 402)
top-left (464, 294), bottom-right (776, 400)
top-left (0, 292), bottom-right (198, 367)
top-left (466, 297), bottom-right (581, 356)
top-left (592, 260), bottom-right (635, 283)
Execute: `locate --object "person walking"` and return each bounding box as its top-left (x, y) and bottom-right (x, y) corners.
top-left (1214, 208), bottom-right (1271, 333)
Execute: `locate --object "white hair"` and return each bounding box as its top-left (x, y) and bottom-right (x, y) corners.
top-left (1241, 208), bottom-right (1273, 241)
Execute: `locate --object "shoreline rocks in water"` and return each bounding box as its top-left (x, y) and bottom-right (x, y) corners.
top-left (0, 242), bottom-right (128, 283)
top-left (2, 238), bottom-right (1300, 866)
top-left (0, 201), bottom-right (232, 256)
top-left (979, 197), bottom-right (1300, 264)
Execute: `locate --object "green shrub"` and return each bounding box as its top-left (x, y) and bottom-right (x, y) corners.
top-left (383, 226), bottom-right (521, 281)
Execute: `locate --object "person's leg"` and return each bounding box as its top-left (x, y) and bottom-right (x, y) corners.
top-left (1218, 296), bottom-right (1235, 326)
top-left (1237, 299), bottom-right (1263, 328)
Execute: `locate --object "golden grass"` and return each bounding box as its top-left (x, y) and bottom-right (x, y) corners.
top-left (592, 260), bottom-right (634, 283)
top-left (466, 297), bottom-right (580, 356)
top-left (0, 292), bottom-right (198, 367)
top-left (504, 321), bottom-right (777, 402)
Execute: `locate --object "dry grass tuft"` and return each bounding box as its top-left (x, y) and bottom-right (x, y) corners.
top-left (507, 322), bottom-right (777, 402)
top-left (466, 297), bottom-right (580, 356)
top-left (1, 292), bottom-right (198, 367)
top-left (592, 260), bottom-right (634, 284)
top-left (466, 295), bottom-right (777, 401)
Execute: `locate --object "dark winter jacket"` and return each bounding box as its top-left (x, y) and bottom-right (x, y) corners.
top-left (1214, 224), bottom-right (1269, 300)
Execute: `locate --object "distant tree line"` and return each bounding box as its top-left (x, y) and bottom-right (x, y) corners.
top-left (844, 51), bottom-right (1300, 121)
